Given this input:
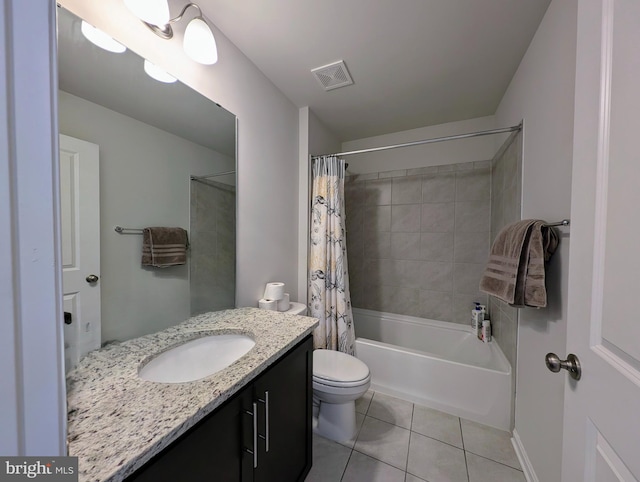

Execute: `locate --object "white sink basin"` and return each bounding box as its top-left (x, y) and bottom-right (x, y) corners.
top-left (138, 334), bottom-right (255, 383)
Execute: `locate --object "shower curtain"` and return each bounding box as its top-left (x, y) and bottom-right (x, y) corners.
top-left (308, 155), bottom-right (356, 355)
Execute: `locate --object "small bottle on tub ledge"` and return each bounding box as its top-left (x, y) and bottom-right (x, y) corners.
top-left (481, 319), bottom-right (492, 343)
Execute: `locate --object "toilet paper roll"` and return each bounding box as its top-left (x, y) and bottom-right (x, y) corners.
top-left (277, 293), bottom-right (290, 312)
top-left (258, 298), bottom-right (278, 311)
top-left (263, 282), bottom-right (285, 301)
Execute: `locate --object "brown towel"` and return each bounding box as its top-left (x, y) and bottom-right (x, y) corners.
top-left (479, 220), bottom-right (558, 307)
top-left (141, 227), bottom-right (189, 268)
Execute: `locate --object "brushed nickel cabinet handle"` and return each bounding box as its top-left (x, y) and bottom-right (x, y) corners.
top-left (258, 391), bottom-right (270, 452)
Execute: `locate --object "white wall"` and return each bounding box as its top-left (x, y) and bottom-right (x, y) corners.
top-left (60, 0), bottom-right (300, 307)
top-left (297, 107), bottom-right (342, 302)
top-left (308, 109), bottom-right (342, 157)
top-left (341, 116), bottom-right (497, 173)
top-left (59, 91), bottom-right (234, 342)
top-left (494, 1), bottom-right (577, 480)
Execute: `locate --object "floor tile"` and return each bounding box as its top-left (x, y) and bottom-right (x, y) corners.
top-left (305, 434), bottom-right (351, 482)
top-left (337, 412), bottom-right (366, 449)
top-left (405, 473), bottom-right (428, 482)
top-left (354, 416), bottom-right (410, 471)
top-left (342, 451), bottom-right (406, 482)
top-left (355, 390), bottom-right (374, 414)
top-left (466, 453), bottom-right (526, 482)
top-left (460, 419), bottom-right (520, 469)
top-left (407, 432), bottom-right (468, 482)
top-left (411, 405), bottom-right (463, 449)
top-left (367, 392), bottom-right (414, 429)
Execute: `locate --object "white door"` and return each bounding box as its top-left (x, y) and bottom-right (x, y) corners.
top-left (60, 134), bottom-right (101, 372)
top-left (562, 0), bottom-right (640, 480)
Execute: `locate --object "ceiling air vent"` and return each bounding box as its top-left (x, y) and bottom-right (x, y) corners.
top-left (311, 60), bottom-right (354, 91)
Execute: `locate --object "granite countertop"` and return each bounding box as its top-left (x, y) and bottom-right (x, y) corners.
top-left (66, 307), bottom-right (318, 482)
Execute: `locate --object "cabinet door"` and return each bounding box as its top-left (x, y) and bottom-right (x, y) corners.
top-left (254, 336), bottom-right (313, 482)
top-left (127, 388), bottom-right (252, 482)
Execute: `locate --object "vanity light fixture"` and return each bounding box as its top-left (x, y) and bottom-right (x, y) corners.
top-left (123, 0), bottom-right (170, 26)
top-left (143, 59), bottom-right (178, 83)
top-left (124, 0), bottom-right (218, 65)
top-left (80, 21), bottom-right (127, 53)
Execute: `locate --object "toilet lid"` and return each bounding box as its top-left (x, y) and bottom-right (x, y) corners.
top-left (313, 349), bottom-right (369, 384)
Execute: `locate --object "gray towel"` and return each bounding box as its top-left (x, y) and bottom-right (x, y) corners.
top-left (479, 220), bottom-right (558, 307)
top-left (141, 227), bottom-right (189, 268)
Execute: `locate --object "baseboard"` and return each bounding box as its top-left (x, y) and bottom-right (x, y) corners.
top-left (512, 429), bottom-right (539, 482)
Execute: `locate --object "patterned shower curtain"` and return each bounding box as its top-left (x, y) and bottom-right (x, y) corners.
top-left (308, 156), bottom-right (356, 355)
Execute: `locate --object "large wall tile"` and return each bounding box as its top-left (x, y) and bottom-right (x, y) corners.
top-left (453, 262), bottom-right (486, 295)
top-left (391, 232), bottom-right (421, 260)
top-left (421, 172), bottom-right (455, 202)
top-left (345, 180), bottom-right (365, 206)
top-left (455, 168), bottom-right (490, 202)
top-left (391, 204), bottom-right (421, 232)
top-left (419, 290), bottom-right (453, 321)
top-left (363, 205), bottom-right (391, 232)
top-left (364, 179), bottom-right (392, 205)
top-left (392, 175), bottom-right (422, 204)
top-left (454, 232), bottom-right (490, 263)
top-left (455, 200), bottom-right (491, 232)
top-left (419, 261), bottom-right (453, 291)
top-left (365, 231), bottom-right (391, 259)
top-left (420, 232), bottom-right (454, 261)
top-left (421, 202), bottom-right (455, 232)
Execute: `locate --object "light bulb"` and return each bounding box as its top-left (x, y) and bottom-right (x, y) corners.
top-left (123, 0), bottom-right (170, 26)
top-left (183, 17), bottom-right (218, 65)
top-left (143, 60), bottom-right (177, 83)
top-left (81, 21), bottom-right (126, 53)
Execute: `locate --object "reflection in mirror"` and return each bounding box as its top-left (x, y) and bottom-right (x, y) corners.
top-left (57, 7), bottom-right (236, 371)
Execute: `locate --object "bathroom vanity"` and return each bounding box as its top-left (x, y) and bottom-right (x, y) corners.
top-left (66, 308), bottom-right (318, 481)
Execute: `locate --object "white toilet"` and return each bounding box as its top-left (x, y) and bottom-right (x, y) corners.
top-left (312, 350), bottom-right (370, 442)
top-left (286, 303), bottom-right (371, 442)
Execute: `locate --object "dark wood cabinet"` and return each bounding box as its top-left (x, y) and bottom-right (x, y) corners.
top-left (127, 335), bottom-right (312, 482)
top-left (253, 335), bottom-right (312, 482)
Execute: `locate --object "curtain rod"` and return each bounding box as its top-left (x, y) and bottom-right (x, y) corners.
top-left (312, 123), bottom-right (522, 159)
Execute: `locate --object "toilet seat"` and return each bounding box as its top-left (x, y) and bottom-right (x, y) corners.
top-left (313, 349), bottom-right (370, 388)
top-left (313, 373), bottom-right (371, 389)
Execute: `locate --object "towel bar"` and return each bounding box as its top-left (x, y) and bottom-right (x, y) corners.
top-left (114, 226), bottom-right (144, 235)
top-left (544, 219), bottom-right (570, 227)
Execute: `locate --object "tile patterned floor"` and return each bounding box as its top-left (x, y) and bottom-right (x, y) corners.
top-left (305, 391), bottom-right (525, 482)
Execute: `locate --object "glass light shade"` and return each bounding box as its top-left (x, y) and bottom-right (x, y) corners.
top-left (143, 60), bottom-right (177, 83)
top-left (123, 0), bottom-right (170, 26)
top-left (81, 21), bottom-right (126, 53)
top-left (183, 17), bottom-right (218, 65)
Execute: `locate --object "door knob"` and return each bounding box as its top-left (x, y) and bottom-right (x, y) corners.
top-left (545, 353), bottom-right (581, 380)
top-left (86, 274), bottom-right (99, 283)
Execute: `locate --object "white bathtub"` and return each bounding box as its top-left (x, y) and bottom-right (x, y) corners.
top-left (353, 308), bottom-right (512, 430)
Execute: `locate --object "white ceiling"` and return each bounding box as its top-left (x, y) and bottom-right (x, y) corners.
top-left (198, 0), bottom-right (551, 141)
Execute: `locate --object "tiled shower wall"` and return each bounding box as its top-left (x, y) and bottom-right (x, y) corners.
top-left (345, 161), bottom-right (491, 325)
top-left (488, 132), bottom-right (523, 375)
top-left (190, 179), bottom-right (236, 315)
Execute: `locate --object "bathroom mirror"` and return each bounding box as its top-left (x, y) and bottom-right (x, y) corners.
top-left (57, 7), bottom-right (237, 368)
